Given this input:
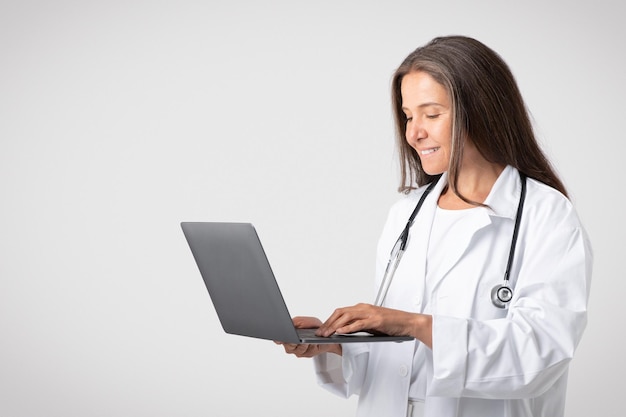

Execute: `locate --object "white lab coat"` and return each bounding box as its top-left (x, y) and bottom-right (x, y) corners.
top-left (313, 166), bottom-right (593, 417)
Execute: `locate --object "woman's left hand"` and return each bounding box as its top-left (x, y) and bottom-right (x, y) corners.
top-left (316, 303), bottom-right (433, 348)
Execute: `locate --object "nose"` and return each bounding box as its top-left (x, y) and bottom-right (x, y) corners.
top-left (405, 119), bottom-right (426, 146)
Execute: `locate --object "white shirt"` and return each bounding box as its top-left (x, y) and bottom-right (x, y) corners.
top-left (410, 206), bottom-right (480, 402)
top-left (312, 166), bottom-right (593, 417)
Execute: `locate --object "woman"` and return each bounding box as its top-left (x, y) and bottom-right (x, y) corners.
top-left (279, 36), bottom-right (592, 417)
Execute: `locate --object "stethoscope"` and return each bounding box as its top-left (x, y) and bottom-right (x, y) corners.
top-left (374, 171), bottom-right (527, 309)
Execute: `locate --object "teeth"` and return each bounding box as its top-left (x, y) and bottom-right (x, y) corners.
top-left (421, 148), bottom-right (439, 155)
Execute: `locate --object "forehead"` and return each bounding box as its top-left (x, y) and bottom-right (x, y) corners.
top-left (400, 71), bottom-right (449, 105)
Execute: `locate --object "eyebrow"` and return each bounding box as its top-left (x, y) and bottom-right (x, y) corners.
top-left (402, 102), bottom-right (446, 111)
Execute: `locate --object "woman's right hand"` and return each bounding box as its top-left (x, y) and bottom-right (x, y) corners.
top-left (275, 316), bottom-right (342, 358)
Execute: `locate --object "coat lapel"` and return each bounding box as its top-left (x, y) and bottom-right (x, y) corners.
top-left (418, 166), bottom-right (520, 294)
top-left (428, 208), bottom-right (491, 293)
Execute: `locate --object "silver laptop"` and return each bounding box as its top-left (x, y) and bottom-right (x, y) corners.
top-left (181, 222), bottom-right (414, 344)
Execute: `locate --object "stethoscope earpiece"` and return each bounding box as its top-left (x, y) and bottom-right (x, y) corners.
top-left (491, 283), bottom-right (513, 309)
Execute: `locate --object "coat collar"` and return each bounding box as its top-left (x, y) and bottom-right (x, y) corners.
top-left (434, 165), bottom-right (522, 220)
top-left (483, 165), bottom-right (523, 220)
top-left (405, 166), bottom-right (523, 300)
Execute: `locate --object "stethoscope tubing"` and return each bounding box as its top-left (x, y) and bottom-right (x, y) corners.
top-left (374, 176), bottom-right (440, 306)
top-left (503, 173), bottom-right (527, 283)
top-left (375, 171), bottom-right (527, 309)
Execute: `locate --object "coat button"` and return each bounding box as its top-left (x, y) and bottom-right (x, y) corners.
top-left (399, 365), bottom-right (409, 377)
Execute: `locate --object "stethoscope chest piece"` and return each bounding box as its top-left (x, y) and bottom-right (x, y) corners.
top-left (491, 284), bottom-right (513, 309)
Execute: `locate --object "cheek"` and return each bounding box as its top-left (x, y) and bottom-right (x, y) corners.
top-left (435, 126), bottom-right (453, 149)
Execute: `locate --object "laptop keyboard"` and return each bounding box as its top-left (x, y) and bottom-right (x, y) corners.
top-left (296, 328), bottom-right (321, 338)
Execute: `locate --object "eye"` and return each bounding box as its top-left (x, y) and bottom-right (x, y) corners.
top-left (426, 113), bottom-right (441, 119)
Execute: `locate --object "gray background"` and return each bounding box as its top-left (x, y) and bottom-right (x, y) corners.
top-left (1, 1), bottom-right (622, 416)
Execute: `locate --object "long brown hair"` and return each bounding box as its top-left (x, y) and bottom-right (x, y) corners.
top-left (391, 35), bottom-right (568, 198)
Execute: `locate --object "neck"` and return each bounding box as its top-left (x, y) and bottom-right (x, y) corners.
top-left (439, 163), bottom-right (505, 209)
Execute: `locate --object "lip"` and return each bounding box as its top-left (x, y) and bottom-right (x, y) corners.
top-left (418, 147), bottom-right (440, 156)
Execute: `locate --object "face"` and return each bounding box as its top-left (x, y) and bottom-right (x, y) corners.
top-left (400, 71), bottom-right (453, 175)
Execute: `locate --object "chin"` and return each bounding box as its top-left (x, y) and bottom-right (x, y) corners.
top-left (422, 166), bottom-right (447, 176)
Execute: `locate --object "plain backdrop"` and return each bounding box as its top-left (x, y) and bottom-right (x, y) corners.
top-left (0, 1), bottom-right (623, 416)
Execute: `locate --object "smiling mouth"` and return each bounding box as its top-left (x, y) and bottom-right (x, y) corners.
top-left (420, 147), bottom-right (440, 155)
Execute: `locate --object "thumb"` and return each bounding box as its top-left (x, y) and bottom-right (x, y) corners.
top-left (293, 316), bottom-right (322, 329)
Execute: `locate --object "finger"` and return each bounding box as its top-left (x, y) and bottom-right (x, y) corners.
top-left (297, 344), bottom-right (320, 358)
top-left (335, 320), bottom-right (369, 335)
top-left (286, 343), bottom-right (313, 358)
top-left (318, 307), bottom-right (358, 337)
top-left (316, 311), bottom-right (342, 336)
top-left (282, 343), bottom-right (298, 354)
top-left (321, 304), bottom-right (382, 336)
top-left (294, 344), bottom-right (313, 357)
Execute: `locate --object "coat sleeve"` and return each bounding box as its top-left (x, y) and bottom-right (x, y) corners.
top-left (429, 193), bottom-right (593, 399)
top-left (313, 344), bottom-right (370, 398)
top-left (312, 194), bottom-right (415, 398)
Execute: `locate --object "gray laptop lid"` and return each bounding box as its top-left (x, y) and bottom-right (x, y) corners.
top-left (181, 222), bottom-right (413, 344)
